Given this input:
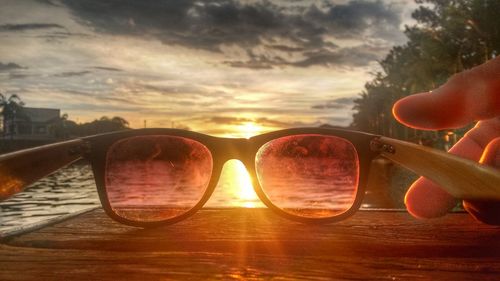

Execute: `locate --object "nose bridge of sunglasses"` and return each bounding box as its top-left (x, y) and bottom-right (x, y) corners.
top-left (212, 137), bottom-right (255, 164)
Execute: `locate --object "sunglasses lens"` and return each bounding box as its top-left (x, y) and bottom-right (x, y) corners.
top-left (105, 135), bottom-right (213, 222)
top-left (256, 134), bottom-right (359, 218)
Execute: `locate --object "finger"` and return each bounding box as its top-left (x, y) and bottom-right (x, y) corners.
top-left (450, 118), bottom-right (500, 158)
top-left (404, 177), bottom-right (459, 218)
top-left (393, 57), bottom-right (500, 130)
top-left (463, 137), bottom-right (500, 225)
top-left (404, 118), bottom-right (500, 218)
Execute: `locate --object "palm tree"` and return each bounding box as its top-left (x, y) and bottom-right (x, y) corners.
top-left (0, 93), bottom-right (25, 137)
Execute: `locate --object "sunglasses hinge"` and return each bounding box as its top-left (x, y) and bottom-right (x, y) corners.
top-left (370, 138), bottom-right (396, 154)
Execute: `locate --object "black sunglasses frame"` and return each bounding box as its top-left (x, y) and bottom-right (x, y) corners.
top-left (85, 127), bottom-right (379, 227)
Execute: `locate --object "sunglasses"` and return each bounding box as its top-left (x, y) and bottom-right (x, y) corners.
top-left (1, 127), bottom-right (499, 227)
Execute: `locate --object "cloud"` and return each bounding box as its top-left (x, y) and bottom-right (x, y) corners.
top-left (208, 116), bottom-right (308, 128)
top-left (136, 83), bottom-right (207, 96)
top-left (53, 71), bottom-right (91, 77)
top-left (224, 58), bottom-right (275, 70)
top-left (209, 116), bottom-right (252, 125)
top-left (0, 62), bottom-right (26, 72)
top-left (223, 52), bottom-right (281, 69)
top-left (311, 96), bottom-right (355, 109)
top-left (92, 66), bottom-right (123, 72)
top-left (0, 23), bottom-right (64, 32)
top-left (304, 0), bottom-right (401, 39)
top-left (311, 103), bottom-right (344, 110)
top-left (330, 97), bottom-right (356, 105)
top-left (36, 0), bottom-right (62, 7)
top-left (61, 0), bottom-right (404, 68)
top-left (293, 46), bottom-right (381, 67)
top-left (223, 45), bottom-right (385, 69)
top-left (255, 117), bottom-right (308, 128)
top-left (36, 31), bottom-right (92, 41)
top-left (62, 89), bottom-right (142, 105)
top-left (227, 45), bottom-right (382, 69)
top-left (8, 73), bottom-right (32, 80)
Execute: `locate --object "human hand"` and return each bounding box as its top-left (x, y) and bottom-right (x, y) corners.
top-left (392, 56), bottom-right (500, 224)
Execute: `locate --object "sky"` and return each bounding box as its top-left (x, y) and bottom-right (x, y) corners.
top-left (0, 0), bottom-right (418, 137)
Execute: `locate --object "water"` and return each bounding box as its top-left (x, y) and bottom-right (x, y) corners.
top-left (0, 163), bottom-right (99, 233)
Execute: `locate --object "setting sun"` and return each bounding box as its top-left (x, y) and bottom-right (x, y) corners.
top-left (240, 122), bottom-right (263, 139)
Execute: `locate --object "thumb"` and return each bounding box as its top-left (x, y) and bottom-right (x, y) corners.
top-left (463, 137), bottom-right (500, 225)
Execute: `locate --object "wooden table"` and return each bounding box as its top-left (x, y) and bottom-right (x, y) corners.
top-left (0, 208), bottom-right (499, 280)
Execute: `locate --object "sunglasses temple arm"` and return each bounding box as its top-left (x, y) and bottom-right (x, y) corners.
top-left (0, 139), bottom-right (89, 201)
top-left (372, 136), bottom-right (500, 201)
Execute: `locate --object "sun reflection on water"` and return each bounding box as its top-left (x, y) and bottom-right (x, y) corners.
top-left (228, 161), bottom-right (261, 208)
top-left (206, 160), bottom-right (264, 208)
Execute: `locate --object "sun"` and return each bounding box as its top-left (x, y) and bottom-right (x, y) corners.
top-left (240, 122), bottom-right (262, 139)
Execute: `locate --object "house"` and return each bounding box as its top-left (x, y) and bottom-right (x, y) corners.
top-left (2, 107), bottom-right (60, 140)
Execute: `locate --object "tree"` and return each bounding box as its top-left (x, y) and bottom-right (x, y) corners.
top-left (53, 113), bottom-right (79, 139)
top-left (75, 116), bottom-right (130, 136)
top-left (0, 93), bottom-right (26, 136)
top-left (351, 0), bottom-right (500, 148)
top-left (110, 116), bottom-right (129, 128)
top-left (51, 114), bottom-right (131, 138)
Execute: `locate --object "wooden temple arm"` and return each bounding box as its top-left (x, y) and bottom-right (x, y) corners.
top-left (374, 137), bottom-right (500, 200)
top-left (0, 139), bottom-right (89, 200)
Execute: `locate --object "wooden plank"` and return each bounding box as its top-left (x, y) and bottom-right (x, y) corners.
top-left (0, 207), bottom-right (98, 239)
top-left (1, 208), bottom-right (499, 280)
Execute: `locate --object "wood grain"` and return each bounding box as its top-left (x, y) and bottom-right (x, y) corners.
top-left (1, 208), bottom-right (499, 280)
top-left (378, 137), bottom-right (500, 200)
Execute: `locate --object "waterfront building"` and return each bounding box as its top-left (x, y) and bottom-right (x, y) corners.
top-left (1, 107), bottom-right (60, 141)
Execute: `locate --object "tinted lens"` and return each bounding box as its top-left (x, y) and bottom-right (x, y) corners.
top-left (255, 134), bottom-right (359, 218)
top-left (105, 135), bottom-right (213, 222)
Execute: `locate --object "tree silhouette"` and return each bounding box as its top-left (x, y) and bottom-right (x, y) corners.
top-left (351, 0), bottom-right (500, 148)
top-left (52, 114), bottom-right (131, 138)
top-left (0, 93), bottom-right (26, 136)
top-left (76, 116), bottom-right (130, 136)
